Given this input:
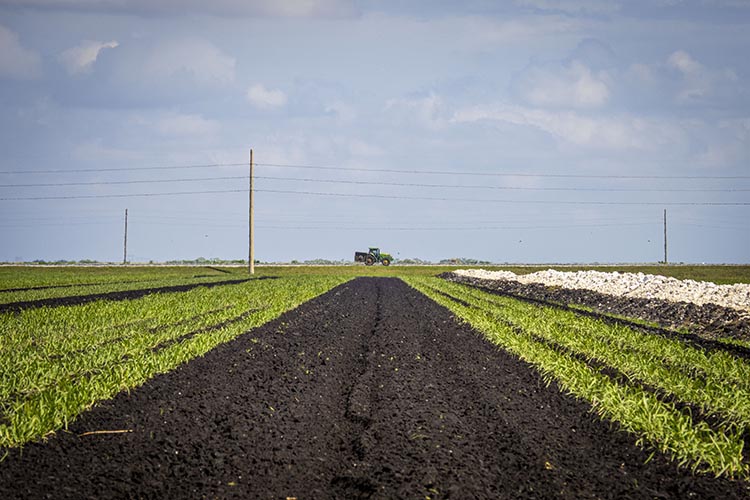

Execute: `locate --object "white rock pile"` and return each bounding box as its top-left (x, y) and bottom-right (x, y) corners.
top-left (454, 269), bottom-right (750, 313)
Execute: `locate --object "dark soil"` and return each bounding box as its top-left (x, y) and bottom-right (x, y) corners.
top-left (1, 278), bottom-right (748, 499)
top-left (0, 278), bottom-right (266, 314)
top-left (442, 272), bottom-right (750, 344)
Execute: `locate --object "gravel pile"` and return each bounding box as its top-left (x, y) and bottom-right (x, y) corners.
top-left (454, 269), bottom-right (750, 313)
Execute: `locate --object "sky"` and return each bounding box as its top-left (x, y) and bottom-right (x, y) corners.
top-left (0, 0), bottom-right (748, 264)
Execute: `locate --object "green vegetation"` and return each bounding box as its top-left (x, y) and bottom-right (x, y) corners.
top-left (0, 275), bottom-right (245, 305)
top-left (0, 265), bottom-right (239, 291)
top-left (0, 275), bottom-right (348, 448)
top-left (403, 276), bottom-right (750, 479)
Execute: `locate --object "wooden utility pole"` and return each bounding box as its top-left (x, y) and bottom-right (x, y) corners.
top-left (664, 208), bottom-right (668, 265)
top-left (123, 208), bottom-right (128, 265)
top-left (248, 149), bottom-right (254, 274)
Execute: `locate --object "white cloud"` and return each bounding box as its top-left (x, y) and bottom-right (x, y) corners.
top-left (346, 138), bottom-right (383, 157)
top-left (452, 103), bottom-right (682, 150)
top-left (152, 112), bottom-right (220, 137)
top-left (59, 40), bottom-right (119, 75)
top-left (516, 61), bottom-right (611, 108)
top-left (324, 101), bottom-right (356, 122)
top-left (385, 93), bottom-right (447, 130)
top-left (667, 50), bottom-right (701, 74)
top-left (474, 15), bottom-right (583, 45)
top-left (515, 0), bottom-right (621, 14)
top-left (627, 62), bottom-right (656, 84)
top-left (251, 0), bottom-right (355, 17)
top-left (142, 38), bottom-right (235, 86)
top-left (0, 25), bottom-right (41, 79)
top-left (0, 0), bottom-right (357, 18)
top-left (696, 117), bottom-right (750, 168)
top-left (72, 139), bottom-right (144, 162)
top-left (666, 50), bottom-right (738, 103)
top-left (246, 84), bottom-right (287, 109)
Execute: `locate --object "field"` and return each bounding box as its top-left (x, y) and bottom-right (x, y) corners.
top-left (1, 265), bottom-right (750, 498)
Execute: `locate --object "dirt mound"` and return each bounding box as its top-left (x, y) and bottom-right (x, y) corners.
top-left (455, 268), bottom-right (750, 312)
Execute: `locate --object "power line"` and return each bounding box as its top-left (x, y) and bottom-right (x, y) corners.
top-left (2, 160), bottom-right (748, 180)
top-left (253, 188), bottom-right (750, 206)
top-left (0, 221), bottom-right (657, 230)
top-left (0, 176), bottom-right (247, 188)
top-left (2, 187), bottom-right (749, 205)
top-left (3, 174), bottom-right (747, 193)
top-left (0, 189), bottom-right (246, 201)
top-left (256, 162), bottom-right (750, 180)
top-left (256, 222), bottom-right (656, 231)
top-left (253, 175), bottom-right (749, 193)
top-left (0, 163), bottom-right (246, 175)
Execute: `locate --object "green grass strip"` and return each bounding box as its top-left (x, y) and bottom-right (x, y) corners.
top-left (404, 276), bottom-right (749, 479)
top-left (0, 275), bottom-right (349, 449)
top-left (0, 274), bottom-right (242, 305)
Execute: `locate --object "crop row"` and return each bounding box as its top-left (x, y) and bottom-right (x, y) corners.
top-left (0, 273), bottom-right (246, 306)
top-left (0, 275), bottom-right (349, 449)
top-left (403, 276), bottom-right (750, 479)
top-left (0, 265), bottom-right (238, 290)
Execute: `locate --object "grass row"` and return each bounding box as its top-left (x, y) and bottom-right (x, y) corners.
top-left (0, 274), bottom-right (246, 305)
top-left (403, 276), bottom-right (750, 479)
top-left (0, 275), bottom-right (349, 449)
top-left (0, 265), bottom-right (240, 290)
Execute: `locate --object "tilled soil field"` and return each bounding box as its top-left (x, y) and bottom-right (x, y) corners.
top-left (1, 277), bottom-right (748, 498)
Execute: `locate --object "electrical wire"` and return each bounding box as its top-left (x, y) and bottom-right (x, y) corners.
top-left (2, 187), bottom-right (749, 205)
top-left (0, 163), bottom-right (246, 175)
top-left (255, 162), bottom-right (750, 180)
top-left (253, 176), bottom-right (749, 193)
top-left (2, 160), bottom-right (748, 180)
top-left (3, 174), bottom-right (747, 192)
top-left (0, 189), bottom-right (246, 200)
top-left (253, 188), bottom-right (750, 206)
top-left (0, 176), bottom-right (247, 188)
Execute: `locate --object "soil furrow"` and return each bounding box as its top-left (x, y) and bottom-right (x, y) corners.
top-left (0, 278), bottom-right (748, 499)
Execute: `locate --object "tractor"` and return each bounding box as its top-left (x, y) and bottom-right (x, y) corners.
top-left (354, 247), bottom-right (393, 266)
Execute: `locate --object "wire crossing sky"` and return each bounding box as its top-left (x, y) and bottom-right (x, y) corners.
top-left (0, 1), bottom-right (748, 263)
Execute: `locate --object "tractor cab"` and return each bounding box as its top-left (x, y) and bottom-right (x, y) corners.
top-left (369, 247), bottom-right (381, 258)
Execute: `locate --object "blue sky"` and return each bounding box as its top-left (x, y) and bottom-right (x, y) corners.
top-left (0, 0), bottom-right (748, 264)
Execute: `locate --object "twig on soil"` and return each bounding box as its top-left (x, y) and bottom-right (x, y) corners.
top-left (78, 429), bottom-right (132, 437)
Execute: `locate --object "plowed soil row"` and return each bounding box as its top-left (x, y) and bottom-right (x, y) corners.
top-left (0, 278), bottom-right (260, 313)
top-left (1, 278), bottom-right (747, 499)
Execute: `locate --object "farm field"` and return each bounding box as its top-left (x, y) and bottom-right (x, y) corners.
top-left (1, 265), bottom-right (750, 497)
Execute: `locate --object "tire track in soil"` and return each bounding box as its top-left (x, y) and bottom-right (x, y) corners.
top-left (0, 278), bottom-right (749, 499)
top-left (332, 281), bottom-right (380, 497)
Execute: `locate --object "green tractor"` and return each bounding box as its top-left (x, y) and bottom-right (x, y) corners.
top-left (354, 247), bottom-right (393, 266)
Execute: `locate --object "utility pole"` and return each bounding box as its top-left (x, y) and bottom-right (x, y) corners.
top-left (248, 149), bottom-right (254, 274)
top-left (664, 208), bottom-right (668, 265)
top-left (123, 208), bottom-right (128, 265)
